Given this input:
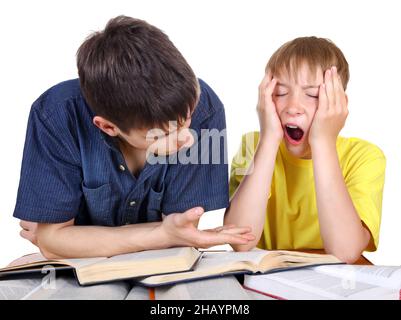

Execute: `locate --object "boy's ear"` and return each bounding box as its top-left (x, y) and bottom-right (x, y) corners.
top-left (93, 116), bottom-right (120, 137)
top-left (345, 93), bottom-right (349, 108)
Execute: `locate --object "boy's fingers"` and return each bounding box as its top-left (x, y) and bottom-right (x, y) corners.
top-left (318, 83), bottom-right (328, 111)
top-left (258, 71), bottom-right (273, 103)
top-left (264, 70), bottom-right (273, 84)
top-left (333, 67), bottom-right (348, 112)
top-left (220, 226), bottom-right (252, 235)
top-left (198, 232), bottom-right (254, 248)
top-left (240, 233), bottom-right (257, 240)
top-left (223, 224), bottom-right (236, 229)
top-left (265, 78), bottom-right (277, 99)
top-left (325, 68), bottom-right (335, 109)
top-left (205, 224), bottom-right (236, 232)
top-left (20, 229), bottom-right (37, 245)
top-left (259, 71), bottom-right (271, 90)
top-left (204, 226), bottom-right (224, 232)
top-left (20, 220), bottom-right (37, 231)
top-left (195, 229), bottom-right (255, 247)
top-left (336, 71), bottom-right (346, 93)
top-left (332, 67), bottom-right (343, 112)
top-left (220, 233), bottom-right (256, 244)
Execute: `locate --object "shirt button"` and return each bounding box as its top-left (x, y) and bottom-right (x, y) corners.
top-left (119, 164), bottom-right (126, 171)
top-left (129, 201), bottom-right (136, 206)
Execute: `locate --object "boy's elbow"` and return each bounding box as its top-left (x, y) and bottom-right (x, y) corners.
top-left (231, 241), bottom-right (257, 252)
top-left (327, 246), bottom-right (363, 264)
top-left (327, 233), bottom-right (370, 264)
top-left (36, 227), bottom-right (58, 260)
top-left (336, 252), bottom-right (361, 264)
top-left (38, 245), bottom-right (60, 260)
top-left (36, 221), bottom-right (73, 260)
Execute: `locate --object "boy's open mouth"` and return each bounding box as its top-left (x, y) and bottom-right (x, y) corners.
top-left (284, 124), bottom-right (304, 144)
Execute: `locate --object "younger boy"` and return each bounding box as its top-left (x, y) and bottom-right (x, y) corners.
top-left (225, 37), bottom-right (386, 263)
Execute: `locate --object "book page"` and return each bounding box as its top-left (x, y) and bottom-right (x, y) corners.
top-left (1, 252), bottom-right (105, 272)
top-left (272, 251), bottom-right (341, 265)
top-left (95, 247), bottom-right (195, 265)
top-left (201, 250), bottom-right (269, 266)
top-left (244, 268), bottom-right (400, 300)
top-left (5, 253), bottom-right (47, 268)
top-left (1, 253), bottom-right (74, 272)
top-left (138, 250), bottom-right (270, 286)
top-left (60, 257), bottom-right (106, 269)
top-left (313, 265), bottom-right (401, 289)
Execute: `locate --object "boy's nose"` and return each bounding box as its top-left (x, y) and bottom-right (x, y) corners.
top-left (284, 94), bottom-right (304, 116)
top-left (285, 105), bottom-right (304, 117)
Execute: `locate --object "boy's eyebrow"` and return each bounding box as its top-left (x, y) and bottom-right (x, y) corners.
top-left (301, 85), bottom-right (320, 89)
top-left (277, 82), bottom-right (320, 89)
top-left (276, 82), bottom-right (290, 88)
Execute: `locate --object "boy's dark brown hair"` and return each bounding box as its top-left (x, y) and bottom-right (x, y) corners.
top-left (266, 36), bottom-right (350, 90)
top-left (77, 16), bottom-right (198, 133)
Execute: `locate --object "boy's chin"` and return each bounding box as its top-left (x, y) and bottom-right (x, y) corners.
top-left (284, 140), bottom-right (312, 159)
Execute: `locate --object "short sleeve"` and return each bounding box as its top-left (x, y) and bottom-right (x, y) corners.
top-left (229, 132), bottom-right (260, 199)
top-left (13, 103), bottom-right (83, 223)
top-left (345, 143), bottom-right (386, 251)
top-left (161, 110), bottom-right (229, 214)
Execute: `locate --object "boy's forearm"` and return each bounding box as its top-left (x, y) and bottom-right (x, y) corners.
top-left (311, 141), bottom-right (370, 263)
top-left (225, 138), bottom-right (280, 251)
top-left (37, 221), bottom-right (170, 259)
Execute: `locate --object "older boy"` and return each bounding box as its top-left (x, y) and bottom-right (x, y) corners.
top-left (225, 37), bottom-right (386, 263)
top-left (14, 16), bottom-right (254, 259)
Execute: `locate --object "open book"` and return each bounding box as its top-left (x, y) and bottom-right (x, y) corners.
top-left (1, 248), bottom-right (341, 288)
top-left (0, 247), bottom-right (200, 286)
top-left (243, 264), bottom-right (401, 300)
top-left (136, 249), bottom-right (342, 287)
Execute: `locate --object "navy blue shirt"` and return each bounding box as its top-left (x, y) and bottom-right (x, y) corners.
top-left (13, 79), bottom-right (229, 226)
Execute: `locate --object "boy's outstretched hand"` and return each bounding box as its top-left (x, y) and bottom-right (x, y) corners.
top-left (309, 66), bottom-right (348, 147)
top-left (257, 71), bottom-right (283, 143)
top-left (159, 207), bottom-right (255, 249)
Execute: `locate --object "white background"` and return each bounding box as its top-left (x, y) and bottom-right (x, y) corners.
top-left (0, 0), bottom-right (400, 267)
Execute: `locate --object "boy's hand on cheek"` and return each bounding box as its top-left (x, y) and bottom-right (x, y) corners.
top-left (257, 71), bottom-right (283, 143)
top-left (309, 66), bottom-right (348, 148)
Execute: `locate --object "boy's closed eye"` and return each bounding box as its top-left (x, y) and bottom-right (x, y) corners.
top-left (305, 88), bottom-right (319, 99)
top-left (274, 83), bottom-right (288, 97)
top-left (274, 87), bottom-right (288, 97)
top-left (274, 92), bottom-right (318, 98)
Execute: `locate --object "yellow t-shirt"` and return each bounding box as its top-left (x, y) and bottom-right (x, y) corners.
top-left (229, 132), bottom-right (386, 252)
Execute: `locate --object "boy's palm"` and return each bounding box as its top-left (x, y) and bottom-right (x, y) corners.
top-left (161, 207), bottom-right (255, 249)
top-left (309, 67), bottom-right (348, 146)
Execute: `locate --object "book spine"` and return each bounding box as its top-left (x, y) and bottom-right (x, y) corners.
top-left (149, 288), bottom-right (155, 300)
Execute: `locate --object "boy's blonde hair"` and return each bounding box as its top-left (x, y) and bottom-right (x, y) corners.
top-left (266, 36), bottom-right (350, 90)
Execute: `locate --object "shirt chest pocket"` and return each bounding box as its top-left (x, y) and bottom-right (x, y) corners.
top-left (145, 186), bottom-right (164, 222)
top-left (81, 183), bottom-right (113, 226)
